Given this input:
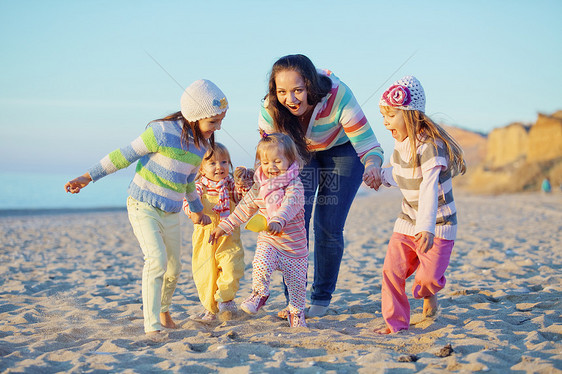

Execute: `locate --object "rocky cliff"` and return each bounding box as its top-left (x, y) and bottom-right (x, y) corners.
top-left (466, 111), bottom-right (562, 194)
top-left (484, 123), bottom-right (529, 168)
top-left (528, 112), bottom-right (562, 162)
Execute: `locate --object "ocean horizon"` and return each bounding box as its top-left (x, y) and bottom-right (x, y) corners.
top-left (0, 171), bottom-right (133, 212)
top-left (0, 170), bottom-right (382, 215)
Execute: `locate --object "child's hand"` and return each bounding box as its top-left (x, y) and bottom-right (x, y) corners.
top-left (363, 164), bottom-right (382, 190)
top-left (64, 173), bottom-right (92, 194)
top-left (415, 231), bottom-right (435, 253)
top-left (209, 227), bottom-right (226, 244)
top-left (191, 211), bottom-right (211, 226)
top-left (267, 222), bottom-right (282, 235)
top-left (234, 167), bottom-right (254, 189)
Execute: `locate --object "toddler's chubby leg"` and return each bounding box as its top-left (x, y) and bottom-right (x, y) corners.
top-left (160, 311), bottom-right (178, 329)
top-left (423, 295), bottom-right (438, 318)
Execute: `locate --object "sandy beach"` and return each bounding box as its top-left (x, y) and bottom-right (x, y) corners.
top-left (1, 189), bottom-right (561, 373)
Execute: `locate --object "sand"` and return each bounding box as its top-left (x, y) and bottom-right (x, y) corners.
top-left (1, 189), bottom-right (561, 373)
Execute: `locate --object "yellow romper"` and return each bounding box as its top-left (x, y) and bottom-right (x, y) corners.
top-left (191, 189), bottom-right (245, 314)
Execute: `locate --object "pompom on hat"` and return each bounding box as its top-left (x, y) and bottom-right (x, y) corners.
top-left (180, 79), bottom-right (229, 122)
top-left (379, 76), bottom-right (425, 112)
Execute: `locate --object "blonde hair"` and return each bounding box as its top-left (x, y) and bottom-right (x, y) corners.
top-left (255, 132), bottom-right (302, 168)
top-left (197, 142), bottom-right (233, 180)
top-left (382, 107), bottom-right (466, 177)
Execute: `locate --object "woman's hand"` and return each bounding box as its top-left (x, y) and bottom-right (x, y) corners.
top-left (362, 155), bottom-right (383, 190)
top-left (209, 227), bottom-right (226, 244)
top-left (64, 173), bottom-right (92, 194)
top-left (415, 231), bottom-right (435, 253)
top-left (191, 211), bottom-right (211, 226)
top-left (363, 164), bottom-right (382, 190)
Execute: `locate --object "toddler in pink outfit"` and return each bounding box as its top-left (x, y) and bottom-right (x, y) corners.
top-left (209, 133), bottom-right (308, 328)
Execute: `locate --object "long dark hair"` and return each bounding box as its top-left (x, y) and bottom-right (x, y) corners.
top-left (265, 54), bottom-right (332, 161)
top-left (151, 111), bottom-right (214, 152)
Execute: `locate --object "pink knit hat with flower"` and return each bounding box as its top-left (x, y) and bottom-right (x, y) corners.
top-left (379, 76), bottom-right (425, 112)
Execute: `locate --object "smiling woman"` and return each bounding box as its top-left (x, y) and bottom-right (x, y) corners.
top-left (258, 54), bottom-right (385, 318)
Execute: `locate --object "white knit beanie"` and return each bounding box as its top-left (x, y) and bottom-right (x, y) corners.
top-left (180, 79), bottom-right (229, 122)
top-left (379, 75), bottom-right (425, 112)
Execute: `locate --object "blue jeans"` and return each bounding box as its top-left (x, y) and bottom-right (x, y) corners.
top-left (284, 141), bottom-right (365, 307)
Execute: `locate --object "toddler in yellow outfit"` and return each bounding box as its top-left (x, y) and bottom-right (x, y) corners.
top-left (183, 143), bottom-right (253, 321)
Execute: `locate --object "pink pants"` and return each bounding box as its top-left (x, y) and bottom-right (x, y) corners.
top-left (252, 241), bottom-right (308, 314)
top-left (381, 232), bottom-right (454, 332)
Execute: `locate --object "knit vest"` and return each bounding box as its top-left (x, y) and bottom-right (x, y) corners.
top-left (391, 138), bottom-right (457, 240)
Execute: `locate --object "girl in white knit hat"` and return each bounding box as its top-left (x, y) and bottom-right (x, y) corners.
top-left (373, 76), bottom-right (466, 334)
top-left (64, 79), bottom-right (229, 341)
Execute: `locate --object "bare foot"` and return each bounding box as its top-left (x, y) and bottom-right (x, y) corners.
top-left (160, 311), bottom-right (178, 329)
top-left (423, 295), bottom-right (438, 318)
top-left (146, 330), bottom-right (168, 343)
top-left (374, 326), bottom-right (393, 335)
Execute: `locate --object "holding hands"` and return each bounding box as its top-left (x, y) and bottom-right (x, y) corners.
top-left (209, 220), bottom-right (283, 245)
top-left (362, 155), bottom-right (383, 190)
top-left (234, 166), bottom-right (254, 193)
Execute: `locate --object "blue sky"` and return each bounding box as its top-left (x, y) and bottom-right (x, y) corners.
top-left (1, 0), bottom-right (561, 174)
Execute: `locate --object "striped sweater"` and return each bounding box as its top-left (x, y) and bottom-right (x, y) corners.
top-left (217, 176), bottom-right (308, 258)
top-left (88, 120), bottom-right (206, 213)
top-left (258, 69), bottom-right (384, 164)
top-left (385, 137), bottom-right (457, 240)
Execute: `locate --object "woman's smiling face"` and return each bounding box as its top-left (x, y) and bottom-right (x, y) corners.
top-left (274, 70), bottom-right (312, 117)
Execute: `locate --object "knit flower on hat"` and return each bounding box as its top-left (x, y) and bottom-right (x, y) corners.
top-left (213, 98), bottom-right (228, 109)
top-left (382, 85), bottom-right (412, 107)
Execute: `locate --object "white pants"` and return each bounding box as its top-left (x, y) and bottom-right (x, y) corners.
top-left (127, 197), bottom-right (182, 333)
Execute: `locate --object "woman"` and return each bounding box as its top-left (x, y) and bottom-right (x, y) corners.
top-left (258, 54), bottom-right (383, 317)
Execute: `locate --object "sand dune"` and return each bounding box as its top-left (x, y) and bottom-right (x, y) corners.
top-left (1, 190), bottom-right (561, 373)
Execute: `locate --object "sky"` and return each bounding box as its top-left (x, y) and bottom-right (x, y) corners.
top-left (1, 0), bottom-right (561, 175)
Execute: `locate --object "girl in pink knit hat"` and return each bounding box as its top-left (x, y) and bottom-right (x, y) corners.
top-left (373, 76), bottom-right (466, 334)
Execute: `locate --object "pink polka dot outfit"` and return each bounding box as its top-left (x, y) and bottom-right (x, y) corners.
top-left (218, 163), bottom-right (308, 315)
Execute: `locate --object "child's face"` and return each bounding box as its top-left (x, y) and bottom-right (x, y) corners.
top-left (380, 107), bottom-right (408, 142)
top-left (201, 154), bottom-right (230, 182)
top-left (275, 70), bottom-right (312, 117)
top-left (259, 147), bottom-right (291, 179)
top-left (198, 112), bottom-right (226, 139)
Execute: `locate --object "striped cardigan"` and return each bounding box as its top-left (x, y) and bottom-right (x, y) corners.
top-left (88, 120), bottom-right (206, 213)
top-left (258, 69), bottom-right (383, 164)
top-left (218, 177), bottom-right (308, 258)
top-left (389, 138), bottom-right (457, 240)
